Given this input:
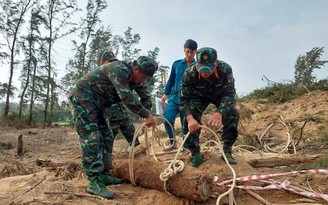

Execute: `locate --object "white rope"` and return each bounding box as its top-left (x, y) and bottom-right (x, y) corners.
top-left (128, 118), bottom-right (237, 204)
top-left (234, 115), bottom-right (297, 161)
top-left (128, 116), bottom-right (176, 185)
top-left (159, 133), bottom-right (189, 191)
top-left (128, 122), bottom-right (146, 186)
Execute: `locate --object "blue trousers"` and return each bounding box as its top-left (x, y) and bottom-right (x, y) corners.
top-left (163, 99), bottom-right (184, 144)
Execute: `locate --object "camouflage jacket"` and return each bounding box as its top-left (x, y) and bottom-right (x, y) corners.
top-left (69, 61), bottom-right (152, 118)
top-left (109, 97), bottom-right (152, 120)
top-left (179, 60), bottom-right (237, 116)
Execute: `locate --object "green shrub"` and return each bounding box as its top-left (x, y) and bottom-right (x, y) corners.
top-left (310, 79), bottom-right (328, 91)
top-left (242, 82), bottom-right (302, 103)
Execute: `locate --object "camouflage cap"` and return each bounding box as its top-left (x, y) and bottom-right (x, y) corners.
top-left (134, 56), bottom-right (158, 77)
top-left (196, 47), bottom-right (217, 73)
top-left (101, 51), bottom-right (117, 62)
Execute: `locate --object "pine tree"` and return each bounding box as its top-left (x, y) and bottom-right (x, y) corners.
top-left (0, 0), bottom-right (35, 117)
top-left (294, 47), bottom-right (328, 87)
top-left (38, 0), bottom-right (79, 125)
top-left (18, 7), bottom-right (43, 120)
top-left (117, 27), bottom-right (141, 62)
top-left (61, 0), bottom-right (111, 91)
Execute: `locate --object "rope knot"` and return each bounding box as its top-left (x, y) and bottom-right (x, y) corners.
top-left (160, 160), bottom-right (185, 182)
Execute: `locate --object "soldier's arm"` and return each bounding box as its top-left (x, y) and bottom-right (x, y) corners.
top-left (216, 63), bottom-right (237, 116)
top-left (179, 71), bottom-right (194, 116)
top-left (134, 83), bottom-right (152, 111)
top-left (109, 64), bottom-right (150, 118)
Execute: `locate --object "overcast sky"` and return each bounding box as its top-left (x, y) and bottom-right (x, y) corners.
top-left (100, 0), bottom-right (328, 95)
top-left (1, 0), bottom-right (328, 96)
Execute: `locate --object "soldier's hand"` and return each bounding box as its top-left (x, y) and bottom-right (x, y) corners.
top-left (186, 115), bottom-right (200, 133)
top-left (161, 94), bottom-right (168, 102)
top-left (207, 112), bottom-right (222, 127)
top-left (207, 112), bottom-right (222, 128)
top-left (145, 114), bottom-right (156, 127)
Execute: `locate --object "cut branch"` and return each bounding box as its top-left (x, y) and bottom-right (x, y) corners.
top-left (7, 176), bottom-right (46, 205)
top-left (246, 154), bottom-right (319, 168)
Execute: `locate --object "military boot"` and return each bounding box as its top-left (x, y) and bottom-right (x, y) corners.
top-left (99, 172), bottom-right (125, 186)
top-left (128, 138), bottom-right (141, 147)
top-left (87, 176), bottom-right (114, 199)
top-left (221, 146), bottom-right (237, 165)
top-left (190, 151), bottom-right (204, 167)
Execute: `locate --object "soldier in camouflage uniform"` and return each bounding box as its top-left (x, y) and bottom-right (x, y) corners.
top-left (100, 51), bottom-right (118, 64)
top-left (179, 47), bottom-right (239, 167)
top-left (68, 56), bottom-right (158, 199)
top-left (105, 103), bottom-right (142, 146)
top-left (100, 51), bottom-right (141, 147)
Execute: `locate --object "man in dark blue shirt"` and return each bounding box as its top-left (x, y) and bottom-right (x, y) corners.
top-left (162, 39), bottom-right (198, 151)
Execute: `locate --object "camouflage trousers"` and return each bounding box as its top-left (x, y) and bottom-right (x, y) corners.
top-left (109, 118), bottom-right (135, 144)
top-left (104, 103), bottom-right (135, 145)
top-left (69, 89), bottom-right (114, 177)
top-left (182, 102), bottom-right (239, 154)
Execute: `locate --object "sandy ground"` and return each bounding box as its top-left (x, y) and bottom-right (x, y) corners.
top-left (1, 91), bottom-right (328, 205)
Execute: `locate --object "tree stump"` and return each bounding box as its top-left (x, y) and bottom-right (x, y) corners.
top-left (17, 134), bottom-right (24, 156)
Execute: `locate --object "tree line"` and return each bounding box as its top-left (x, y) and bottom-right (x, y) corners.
top-left (0, 0), bottom-right (169, 126)
top-left (1, 0), bottom-right (327, 126)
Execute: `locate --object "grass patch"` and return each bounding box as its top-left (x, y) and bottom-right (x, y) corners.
top-left (319, 127), bottom-right (328, 142)
top-left (53, 121), bottom-right (71, 126)
top-left (0, 153), bottom-right (13, 160)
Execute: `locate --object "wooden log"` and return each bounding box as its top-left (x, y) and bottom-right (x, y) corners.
top-left (35, 158), bottom-right (65, 167)
top-left (246, 154), bottom-right (319, 168)
top-left (111, 159), bottom-right (213, 202)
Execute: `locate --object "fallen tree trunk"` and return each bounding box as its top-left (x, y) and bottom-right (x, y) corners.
top-left (111, 159), bottom-right (213, 202)
top-left (246, 154), bottom-right (319, 168)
